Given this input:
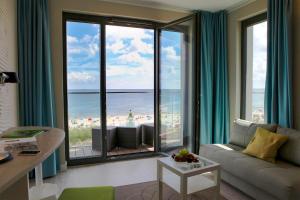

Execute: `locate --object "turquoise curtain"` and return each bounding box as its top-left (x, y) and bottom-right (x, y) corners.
top-left (200, 11), bottom-right (229, 144)
top-left (17, 0), bottom-right (60, 178)
top-left (265, 0), bottom-right (293, 128)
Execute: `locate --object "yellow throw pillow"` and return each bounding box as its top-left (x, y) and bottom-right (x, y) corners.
top-left (243, 127), bottom-right (288, 163)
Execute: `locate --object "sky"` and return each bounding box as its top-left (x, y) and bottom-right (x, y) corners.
top-left (67, 20), bottom-right (266, 90)
top-left (67, 22), bottom-right (181, 90)
top-left (252, 21), bottom-right (267, 89)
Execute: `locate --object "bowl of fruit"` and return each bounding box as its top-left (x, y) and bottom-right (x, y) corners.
top-left (171, 149), bottom-right (201, 169)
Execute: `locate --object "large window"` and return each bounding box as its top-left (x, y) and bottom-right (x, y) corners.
top-left (63, 13), bottom-right (198, 165)
top-left (64, 14), bottom-right (156, 163)
top-left (241, 13), bottom-right (267, 123)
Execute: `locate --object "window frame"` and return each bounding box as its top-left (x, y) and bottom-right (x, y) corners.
top-left (240, 12), bottom-right (267, 120)
top-left (62, 12), bottom-right (200, 166)
top-left (63, 12), bottom-right (161, 165)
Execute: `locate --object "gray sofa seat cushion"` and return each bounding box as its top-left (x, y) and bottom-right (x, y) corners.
top-left (277, 127), bottom-right (300, 165)
top-left (199, 144), bottom-right (300, 200)
top-left (229, 119), bottom-right (277, 148)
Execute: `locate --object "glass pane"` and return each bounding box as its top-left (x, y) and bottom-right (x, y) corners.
top-left (106, 25), bottom-right (155, 156)
top-left (160, 18), bottom-right (195, 153)
top-left (245, 21), bottom-right (267, 123)
top-left (66, 22), bottom-right (102, 159)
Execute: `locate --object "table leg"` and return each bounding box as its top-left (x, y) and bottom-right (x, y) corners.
top-left (180, 176), bottom-right (187, 200)
top-left (213, 169), bottom-right (221, 200)
top-left (0, 174), bottom-right (29, 200)
top-left (157, 161), bottom-right (163, 200)
top-left (30, 163), bottom-right (58, 200)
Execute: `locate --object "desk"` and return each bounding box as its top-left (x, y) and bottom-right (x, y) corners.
top-left (0, 127), bottom-right (65, 200)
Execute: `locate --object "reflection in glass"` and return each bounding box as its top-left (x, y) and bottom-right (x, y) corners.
top-left (160, 19), bottom-right (195, 153)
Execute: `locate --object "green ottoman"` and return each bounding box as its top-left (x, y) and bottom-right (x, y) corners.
top-left (59, 186), bottom-right (114, 200)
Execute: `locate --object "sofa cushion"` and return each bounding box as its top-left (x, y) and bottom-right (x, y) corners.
top-left (229, 119), bottom-right (252, 147)
top-left (229, 120), bottom-right (277, 148)
top-left (277, 127), bottom-right (300, 166)
top-left (199, 144), bottom-right (300, 200)
top-left (245, 123), bottom-right (278, 146)
top-left (243, 127), bottom-right (288, 163)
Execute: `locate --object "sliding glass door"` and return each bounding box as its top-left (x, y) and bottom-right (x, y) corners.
top-left (64, 13), bottom-right (198, 164)
top-left (64, 14), bottom-right (157, 164)
top-left (66, 20), bottom-right (103, 159)
top-left (158, 16), bottom-right (197, 153)
top-left (105, 25), bottom-right (155, 156)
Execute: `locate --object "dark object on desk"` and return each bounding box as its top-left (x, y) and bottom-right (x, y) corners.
top-left (19, 150), bottom-right (40, 156)
top-left (0, 72), bottom-right (19, 84)
top-left (0, 152), bottom-right (13, 164)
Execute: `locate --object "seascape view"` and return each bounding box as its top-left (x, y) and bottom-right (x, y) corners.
top-left (68, 88), bottom-right (265, 128)
top-left (68, 89), bottom-right (181, 127)
top-left (252, 88), bottom-right (265, 123)
top-left (67, 89), bottom-right (182, 147)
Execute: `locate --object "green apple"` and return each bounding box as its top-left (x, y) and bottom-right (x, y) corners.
top-left (179, 148), bottom-right (189, 156)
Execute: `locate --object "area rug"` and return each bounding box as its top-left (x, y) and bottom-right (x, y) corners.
top-left (115, 181), bottom-right (253, 200)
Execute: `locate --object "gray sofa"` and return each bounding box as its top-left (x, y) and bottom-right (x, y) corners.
top-left (199, 120), bottom-right (300, 200)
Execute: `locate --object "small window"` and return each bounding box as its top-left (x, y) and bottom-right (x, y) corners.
top-left (241, 13), bottom-right (267, 123)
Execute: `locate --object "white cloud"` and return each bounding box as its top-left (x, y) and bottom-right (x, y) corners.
top-left (106, 25), bottom-right (153, 55)
top-left (67, 34), bottom-right (99, 57)
top-left (106, 25), bottom-right (152, 41)
top-left (107, 40), bottom-right (126, 53)
top-left (117, 52), bottom-right (146, 64)
top-left (68, 72), bottom-right (97, 82)
top-left (106, 57), bottom-right (154, 89)
top-left (67, 35), bottom-right (78, 44)
top-left (162, 46), bottom-right (180, 62)
top-left (131, 38), bottom-right (153, 54)
top-left (252, 21), bottom-right (267, 89)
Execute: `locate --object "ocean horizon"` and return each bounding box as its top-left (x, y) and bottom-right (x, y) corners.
top-left (67, 88), bottom-right (265, 119)
top-left (67, 89), bottom-right (181, 119)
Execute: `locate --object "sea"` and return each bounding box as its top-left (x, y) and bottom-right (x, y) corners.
top-left (252, 88), bottom-right (265, 110)
top-left (67, 88), bottom-right (265, 119)
top-left (67, 89), bottom-right (181, 119)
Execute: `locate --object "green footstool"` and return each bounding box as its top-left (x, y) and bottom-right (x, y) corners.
top-left (58, 186), bottom-right (114, 200)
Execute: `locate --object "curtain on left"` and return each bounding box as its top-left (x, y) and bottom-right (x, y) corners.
top-left (17, 0), bottom-right (59, 178)
top-left (200, 11), bottom-right (229, 144)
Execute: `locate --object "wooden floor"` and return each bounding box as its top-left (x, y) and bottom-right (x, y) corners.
top-left (70, 145), bottom-right (154, 158)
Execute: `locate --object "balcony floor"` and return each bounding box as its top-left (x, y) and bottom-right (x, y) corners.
top-left (70, 145), bottom-right (154, 158)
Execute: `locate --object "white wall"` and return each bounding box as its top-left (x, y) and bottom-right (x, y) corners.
top-left (0, 0), bottom-right (18, 132)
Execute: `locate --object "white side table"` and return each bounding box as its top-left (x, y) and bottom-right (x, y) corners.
top-left (157, 155), bottom-right (220, 200)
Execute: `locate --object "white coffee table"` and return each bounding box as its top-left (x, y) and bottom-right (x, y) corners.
top-left (157, 155), bottom-right (220, 200)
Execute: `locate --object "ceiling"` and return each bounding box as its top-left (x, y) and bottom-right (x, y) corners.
top-left (101, 0), bottom-right (253, 12)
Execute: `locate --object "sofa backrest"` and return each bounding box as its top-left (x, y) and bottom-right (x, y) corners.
top-left (229, 119), bottom-right (251, 147)
top-left (229, 119), bottom-right (277, 148)
top-left (277, 127), bottom-right (300, 165)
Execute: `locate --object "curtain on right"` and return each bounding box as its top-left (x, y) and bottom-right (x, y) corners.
top-left (265, 0), bottom-right (293, 128)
